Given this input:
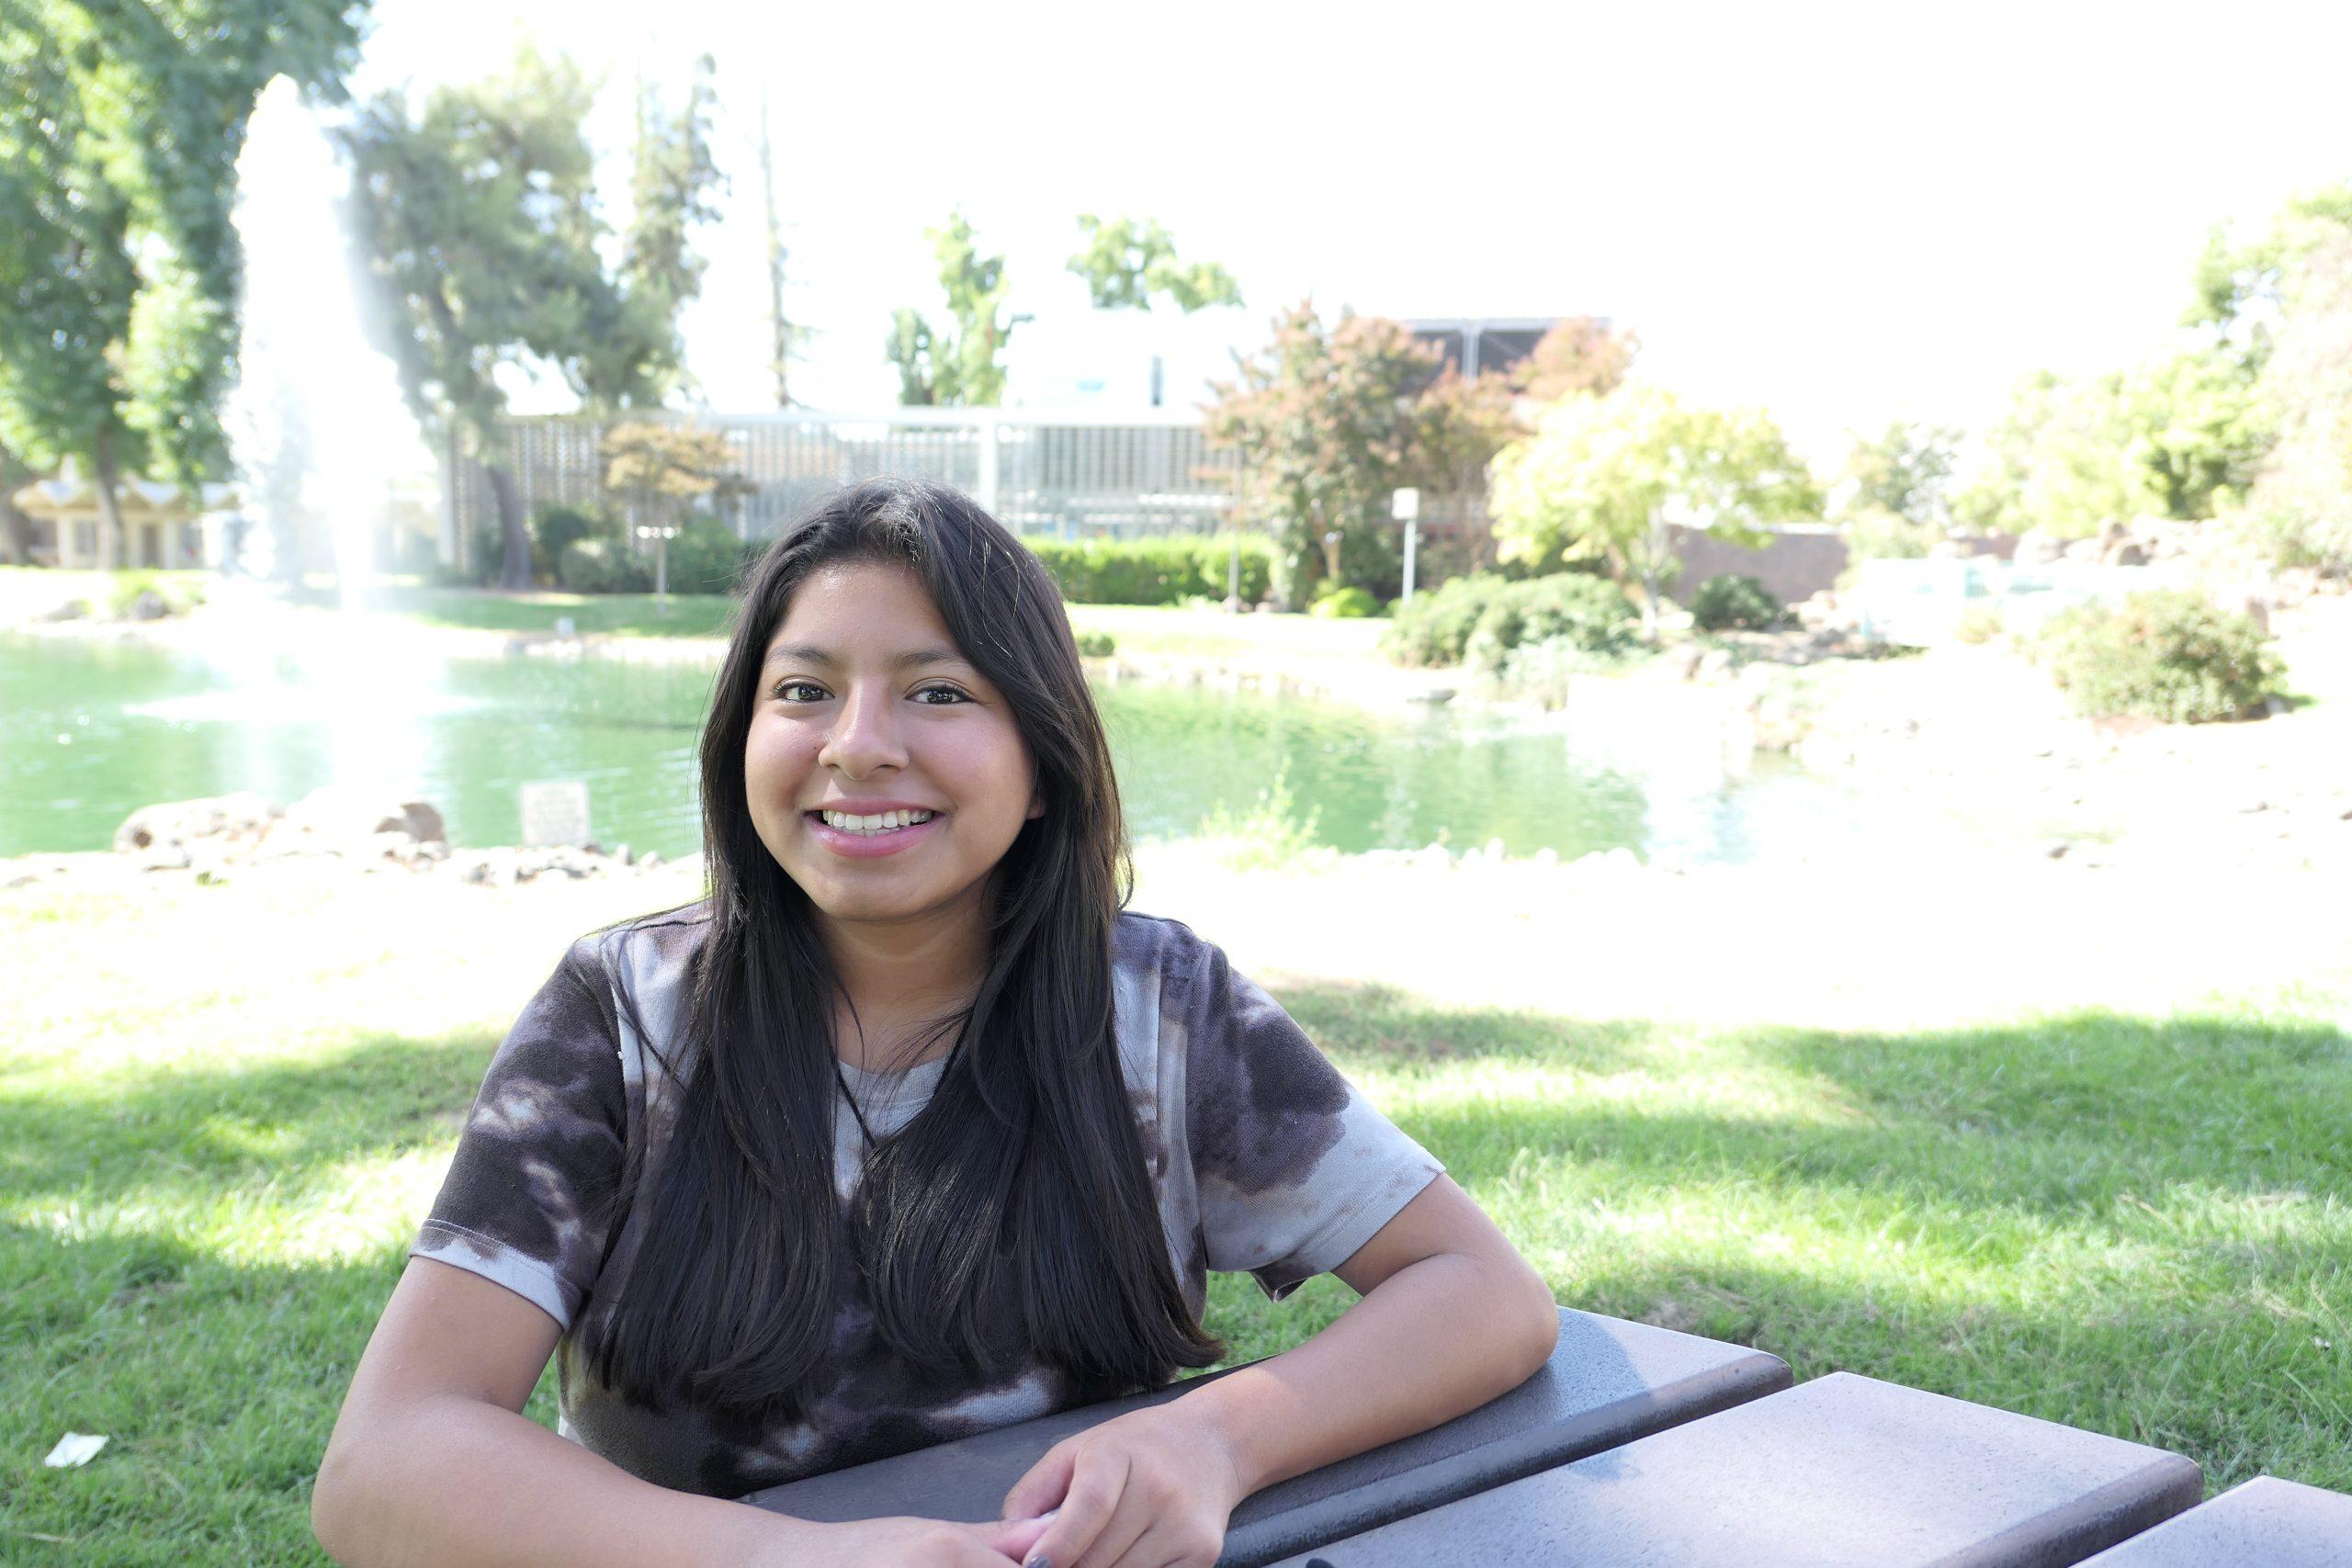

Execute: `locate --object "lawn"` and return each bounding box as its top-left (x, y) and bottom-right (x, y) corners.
top-left (3, 866), bottom-right (2346, 1562)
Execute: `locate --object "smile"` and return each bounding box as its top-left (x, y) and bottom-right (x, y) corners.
top-left (802, 809), bottom-right (945, 859)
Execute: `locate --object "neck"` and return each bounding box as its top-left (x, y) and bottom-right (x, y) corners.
top-left (818, 893), bottom-right (991, 1073)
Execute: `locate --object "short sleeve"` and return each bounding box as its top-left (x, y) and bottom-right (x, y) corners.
top-left (1175, 931), bottom-right (1445, 1301)
top-left (412, 938), bottom-right (628, 1331)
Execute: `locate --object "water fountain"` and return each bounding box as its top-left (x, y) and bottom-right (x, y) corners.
top-left (224, 76), bottom-right (433, 607)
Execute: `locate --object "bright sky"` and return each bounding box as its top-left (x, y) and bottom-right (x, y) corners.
top-left (341, 0), bottom-right (2352, 462)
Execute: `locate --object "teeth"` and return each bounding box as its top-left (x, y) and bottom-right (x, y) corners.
top-left (820, 808), bottom-right (936, 833)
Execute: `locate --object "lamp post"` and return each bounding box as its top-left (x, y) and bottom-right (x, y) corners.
top-left (635, 523), bottom-right (679, 611)
top-left (1392, 488), bottom-right (1421, 604)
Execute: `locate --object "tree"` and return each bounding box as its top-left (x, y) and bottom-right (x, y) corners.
top-left (1066, 215), bottom-right (1242, 312)
top-left (601, 420), bottom-right (745, 595)
top-left (1833, 421), bottom-right (1960, 559)
top-left (2186, 181), bottom-right (2352, 380)
top-left (2244, 229), bottom-right (2352, 574)
top-left (566, 54), bottom-right (723, 412)
top-left (883, 209), bottom-right (1029, 407)
top-left (1488, 383), bottom-right (1820, 634)
top-left (1204, 302), bottom-right (1452, 603)
top-left (1510, 316), bottom-right (1637, 402)
top-left (0, 0), bottom-right (368, 567)
top-left (341, 42), bottom-right (640, 589)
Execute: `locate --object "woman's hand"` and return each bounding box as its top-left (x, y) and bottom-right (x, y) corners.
top-left (741, 1512), bottom-right (1051, 1568)
top-left (998, 1402), bottom-right (1250, 1568)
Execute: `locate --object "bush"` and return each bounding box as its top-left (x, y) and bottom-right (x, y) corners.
top-left (106, 570), bottom-right (203, 617)
top-left (1379, 572), bottom-right (1502, 667)
top-left (2030, 589), bottom-right (2287, 723)
top-left (1024, 534), bottom-right (1275, 606)
top-left (1073, 629), bottom-right (1116, 658)
top-left (530, 505), bottom-right (605, 585)
top-left (1951, 604), bottom-right (2005, 646)
top-left (556, 538), bottom-right (653, 594)
top-left (1381, 570), bottom-right (1639, 670)
top-left (1309, 585), bottom-right (1378, 619)
top-left (1690, 573), bottom-right (1784, 632)
top-left (662, 521), bottom-right (762, 595)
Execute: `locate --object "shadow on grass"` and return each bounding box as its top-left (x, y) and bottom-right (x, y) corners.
top-left (0, 1030), bottom-right (498, 1209)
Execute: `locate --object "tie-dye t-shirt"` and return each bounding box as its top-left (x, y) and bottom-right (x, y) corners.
top-left (411, 901), bottom-right (1445, 1497)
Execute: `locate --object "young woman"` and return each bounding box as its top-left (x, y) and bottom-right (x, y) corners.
top-left (312, 479), bottom-right (1559, 1568)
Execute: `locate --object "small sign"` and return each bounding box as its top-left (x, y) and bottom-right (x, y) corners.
top-left (1391, 488), bottom-right (1420, 522)
top-left (520, 780), bottom-right (592, 848)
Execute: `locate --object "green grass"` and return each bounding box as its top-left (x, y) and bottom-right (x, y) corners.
top-left (3, 873), bottom-right (2347, 1560)
top-left (290, 581), bottom-right (744, 640)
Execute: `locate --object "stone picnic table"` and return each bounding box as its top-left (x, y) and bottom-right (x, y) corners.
top-left (747, 1309), bottom-right (2352, 1567)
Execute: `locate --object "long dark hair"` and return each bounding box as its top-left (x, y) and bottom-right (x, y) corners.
top-left (577, 478), bottom-right (1221, 1418)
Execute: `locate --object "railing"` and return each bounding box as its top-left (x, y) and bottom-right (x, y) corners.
top-left (447, 410), bottom-right (1248, 561)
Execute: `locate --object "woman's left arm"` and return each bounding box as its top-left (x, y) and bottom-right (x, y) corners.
top-left (1002, 1176), bottom-right (1558, 1568)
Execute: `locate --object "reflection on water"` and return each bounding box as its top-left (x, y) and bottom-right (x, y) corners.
top-left (1, 631), bottom-right (1826, 866)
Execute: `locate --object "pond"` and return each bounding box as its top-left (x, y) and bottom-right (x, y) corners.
top-left (0, 630), bottom-right (1853, 867)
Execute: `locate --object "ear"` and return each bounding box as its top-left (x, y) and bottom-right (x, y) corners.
top-left (1026, 785), bottom-right (1046, 820)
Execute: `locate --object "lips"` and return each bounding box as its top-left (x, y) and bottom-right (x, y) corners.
top-left (802, 809), bottom-right (946, 860)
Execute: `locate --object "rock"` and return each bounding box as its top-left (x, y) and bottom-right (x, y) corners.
top-left (113, 793), bottom-right (281, 856)
top-left (1481, 837), bottom-right (1506, 864)
top-left (2062, 536), bottom-right (2107, 562)
top-left (1413, 843), bottom-right (1451, 872)
top-left (1695, 649), bottom-right (1736, 682)
top-left (276, 787), bottom-right (447, 849)
top-left (1667, 644), bottom-right (1706, 681)
top-left (2013, 529), bottom-right (2064, 569)
top-left (2103, 539), bottom-right (2150, 568)
top-left (1534, 846), bottom-right (1559, 866)
top-left (639, 852), bottom-right (665, 871)
top-left (2043, 840), bottom-right (2071, 860)
top-left (127, 590), bottom-right (171, 621)
top-left (138, 843), bottom-right (195, 871)
top-left (39, 598), bottom-right (89, 622)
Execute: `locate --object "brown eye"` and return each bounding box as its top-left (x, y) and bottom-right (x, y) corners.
top-left (773, 681), bottom-right (827, 703)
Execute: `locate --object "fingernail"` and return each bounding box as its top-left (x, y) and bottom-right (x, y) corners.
top-left (1024, 1557), bottom-right (1053, 1568)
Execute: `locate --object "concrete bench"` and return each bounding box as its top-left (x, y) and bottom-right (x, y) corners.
top-left (2075, 1475), bottom-right (2352, 1566)
top-left (748, 1306), bottom-right (1790, 1565)
top-left (1271, 1371), bottom-right (2202, 1568)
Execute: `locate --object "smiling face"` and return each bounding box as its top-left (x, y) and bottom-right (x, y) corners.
top-left (745, 559), bottom-right (1045, 939)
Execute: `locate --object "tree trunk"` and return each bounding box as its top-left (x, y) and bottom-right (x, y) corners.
top-left (486, 462), bottom-right (531, 591)
top-left (0, 447), bottom-right (31, 566)
top-left (92, 424), bottom-right (127, 570)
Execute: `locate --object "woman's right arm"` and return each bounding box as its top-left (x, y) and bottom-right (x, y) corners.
top-left (313, 1258), bottom-right (1037, 1568)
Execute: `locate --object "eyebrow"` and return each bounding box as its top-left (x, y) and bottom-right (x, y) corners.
top-left (763, 643), bottom-right (971, 671)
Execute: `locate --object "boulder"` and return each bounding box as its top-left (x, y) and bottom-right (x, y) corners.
top-left (276, 787), bottom-right (447, 847)
top-left (2103, 539), bottom-right (2151, 568)
top-left (2012, 529), bottom-right (2065, 569)
top-left (40, 598), bottom-right (88, 622)
top-left (112, 793), bottom-right (281, 856)
top-left (127, 590), bottom-right (171, 621)
top-left (2062, 536), bottom-right (2107, 562)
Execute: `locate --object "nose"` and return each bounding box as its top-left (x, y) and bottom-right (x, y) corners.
top-left (815, 678), bottom-right (910, 779)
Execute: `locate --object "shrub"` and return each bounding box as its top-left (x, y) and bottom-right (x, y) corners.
top-left (2030, 589), bottom-right (2287, 723)
top-left (557, 538), bottom-right (653, 594)
top-left (1073, 629), bottom-right (1116, 658)
top-left (1383, 571), bottom-right (1638, 670)
top-left (1023, 534), bottom-right (1275, 606)
top-left (1690, 573), bottom-right (1784, 632)
top-left (1951, 604), bottom-right (2005, 646)
top-left (662, 521), bottom-right (761, 595)
top-left (1309, 585), bottom-right (1378, 619)
top-left (1380, 572), bottom-right (1502, 668)
top-left (530, 505), bottom-right (605, 585)
top-left (1194, 762), bottom-right (1328, 873)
